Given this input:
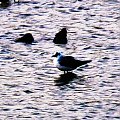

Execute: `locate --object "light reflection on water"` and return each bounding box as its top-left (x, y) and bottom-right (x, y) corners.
top-left (0, 0), bottom-right (120, 119)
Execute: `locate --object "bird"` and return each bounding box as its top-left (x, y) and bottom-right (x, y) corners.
top-left (52, 52), bottom-right (92, 73)
top-left (53, 28), bottom-right (67, 44)
top-left (15, 33), bottom-right (34, 44)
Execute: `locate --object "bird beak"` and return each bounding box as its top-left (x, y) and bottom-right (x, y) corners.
top-left (52, 54), bottom-right (55, 57)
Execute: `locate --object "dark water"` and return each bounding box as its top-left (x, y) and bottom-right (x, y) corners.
top-left (0, 0), bottom-right (120, 119)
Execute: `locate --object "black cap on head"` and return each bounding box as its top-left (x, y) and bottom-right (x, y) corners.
top-left (52, 52), bottom-right (61, 57)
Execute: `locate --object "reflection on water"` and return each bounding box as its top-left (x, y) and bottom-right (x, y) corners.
top-left (0, 0), bottom-right (120, 119)
top-left (0, 1), bottom-right (11, 8)
top-left (54, 72), bottom-right (78, 86)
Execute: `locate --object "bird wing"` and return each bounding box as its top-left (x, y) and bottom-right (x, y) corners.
top-left (59, 56), bottom-right (79, 68)
top-left (59, 56), bottom-right (92, 68)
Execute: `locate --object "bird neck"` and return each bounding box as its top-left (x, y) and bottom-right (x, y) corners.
top-left (57, 54), bottom-right (63, 61)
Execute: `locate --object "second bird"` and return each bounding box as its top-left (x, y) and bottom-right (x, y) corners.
top-left (53, 28), bottom-right (67, 44)
top-left (15, 33), bottom-right (34, 44)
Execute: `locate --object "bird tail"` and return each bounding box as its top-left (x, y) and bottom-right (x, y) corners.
top-left (78, 60), bottom-right (92, 66)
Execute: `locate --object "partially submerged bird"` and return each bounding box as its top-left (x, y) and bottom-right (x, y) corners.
top-left (53, 28), bottom-right (67, 44)
top-left (15, 33), bottom-right (34, 44)
top-left (52, 52), bottom-right (91, 73)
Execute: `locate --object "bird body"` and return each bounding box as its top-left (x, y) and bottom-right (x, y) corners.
top-left (52, 52), bottom-right (91, 73)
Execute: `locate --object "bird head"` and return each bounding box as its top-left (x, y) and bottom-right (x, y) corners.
top-left (52, 52), bottom-right (62, 57)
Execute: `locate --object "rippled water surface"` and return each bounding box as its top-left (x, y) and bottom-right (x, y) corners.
top-left (0, 0), bottom-right (120, 119)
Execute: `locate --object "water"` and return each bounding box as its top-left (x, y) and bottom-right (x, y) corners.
top-left (0, 0), bottom-right (120, 119)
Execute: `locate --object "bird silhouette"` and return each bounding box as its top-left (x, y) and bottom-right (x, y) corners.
top-left (53, 28), bottom-right (67, 44)
top-left (15, 33), bottom-right (34, 44)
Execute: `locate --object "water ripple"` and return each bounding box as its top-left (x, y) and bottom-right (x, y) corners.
top-left (0, 0), bottom-right (120, 119)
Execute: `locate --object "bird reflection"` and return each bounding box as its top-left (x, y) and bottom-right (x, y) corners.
top-left (54, 72), bottom-right (78, 86)
top-left (0, 1), bottom-right (11, 7)
top-left (0, 0), bottom-right (19, 8)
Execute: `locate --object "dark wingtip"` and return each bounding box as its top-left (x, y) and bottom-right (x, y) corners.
top-left (79, 60), bottom-right (92, 66)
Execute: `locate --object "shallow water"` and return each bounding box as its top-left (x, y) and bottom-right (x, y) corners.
top-left (0, 0), bottom-right (120, 119)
